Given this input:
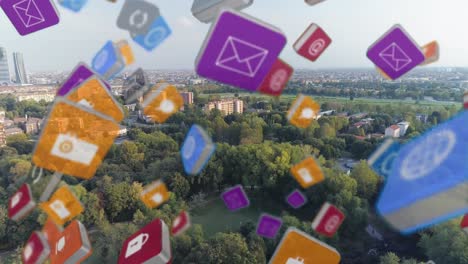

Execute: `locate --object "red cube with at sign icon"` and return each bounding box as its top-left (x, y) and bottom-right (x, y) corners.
top-left (258, 59), bottom-right (293, 96)
top-left (461, 214), bottom-right (468, 234)
top-left (293, 23), bottom-right (332, 62)
top-left (311, 202), bottom-right (345, 237)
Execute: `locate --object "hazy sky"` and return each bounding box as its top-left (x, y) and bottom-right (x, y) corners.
top-left (1, 0), bottom-right (467, 72)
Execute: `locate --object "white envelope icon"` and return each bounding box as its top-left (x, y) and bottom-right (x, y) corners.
top-left (13, 0), bottom-right (46, 28)
top-left (215, 36), bottom-right (268, 78)
top-left (379, 43), bottom-right (412, 72)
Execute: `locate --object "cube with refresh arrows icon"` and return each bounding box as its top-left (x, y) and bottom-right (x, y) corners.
top-left (181, 125), bottom-right (216, 175)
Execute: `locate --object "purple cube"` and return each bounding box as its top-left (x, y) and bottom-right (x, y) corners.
top-left (286, 189), bottom-right (307, 209)
top-left (221, 185), bottom-right (249, 211)
top-left (256, 214), bottom-right (282, 238)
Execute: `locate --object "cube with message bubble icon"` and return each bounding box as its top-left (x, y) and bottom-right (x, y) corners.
top-left (222, 185), bottom-right (250, 211)
top-left (269, 227), bottom-right (341, 264)
top-left (181, 124), bottom-right (216, 175)
top-left (22, 231), bottom-right (50, 264)
top-left (258, 59), bottom-right (294, 96)
top-left (294, 23), bottom-right (331, 62)
top-left (58, 0), bottom-right (87, 12)
top-left (171, 211), bottom-right (191, 236)
top-left (140, 180), bottom-right (170, 209)
top-left (195, 9), bottom-right (287, 91)
top-left (65, 76), bottom-right (124, 123)
top-left (368, 138), bottom-right (401, 180)
top-left (50, 220), bottom-right (92, 264)
top-left (286, 189), bottom-right (307, 209)
top-left (287, 94), bottom-right (320, 128)
top-left (8, 183), bottom-right (36, 221)
top-left (312, 202), bottom-right (345, 237)
top-left (40, 185), bottom-right (84, 226)
top-left (118, 218), bottom-right (172, 264)
top-left (0, 0), bottom-right (60, 36)
top-left (376, 110), bottom-right (468, 234)
top-left (191, 0), bottom-right (253, 23)
top-left (132, 16), bottom-right (172, 52)
top-left (367, 24), bottom-right (424, 80)
top-left (32, 98), bottom-right (120, 180)
top-left (256, 214), bottom-right (283, 239)
top-left (290, 156), bottom-right (324, 189)
top-left (420, 41), bottom-right (439, 66)
top-left (141, 83), bottom-right (183, 123)
top-left (56, 63), bottom-right (111, 97)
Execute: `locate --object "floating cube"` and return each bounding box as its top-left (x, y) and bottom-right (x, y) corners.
top-left (311, 202), bottom-right (345, 237)
top-left (39, 185), bottom-right (84, 226)
top-left (293, 23), bottom-right (332, 62)
top-left (269, 228), bottom-right (341, 264)
top-left (367, 138), bottom-right (401, 179)
top-left (191, 0), bottom-right (253, 23)
top-left (258, 59), bottom-right (294, 96)
top-left (376, 111), bottom-right (468, 234)
top-left (118, 219), bottom-right (172, 264)
top-left (42, 219), bottom-right (63, 249)
top-left (420, 41), bottom-right (439, 66)
top-left (221, 185), bottom-right (250, 211)
top-left (290, 157), bottom-right (324, 189)
top-left (141, 83), bottom-right (184, 123)
top-left (256, 214), bottom-right (282, 239)
top-left (461, 214), bottom-right (468, 234)
top-left (50, 220), bottom-right (92, 264)
top-left (171, 211), bottom-right (191, 236)
top-left (140, 181), bottom-right (170, 209)
top-left (305, 0), bottom-right (326, 5)
top-left (9, 183), bottom-right (35, 221)
top-left (463, 91), bottom-right (468, 110)
top-left (91, 41), bottom-right (125, 80)
top-left (23, 231), bottom-right (50, 264)
top-left (181, 124), bottom-right (216, 175)
top-left (287, 95), bottom-right (320, 128)
top-left (286, 189), bottom-right (307, 209)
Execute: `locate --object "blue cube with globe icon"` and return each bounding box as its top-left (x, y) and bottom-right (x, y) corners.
top-left (181, 124), bottom-right (216, 175)
top-left (376, 111), bottom-right (468, 234)
top-left (368, 138), bottom-right (401, 180)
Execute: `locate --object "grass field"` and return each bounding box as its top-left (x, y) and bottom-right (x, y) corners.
top-left (200, 93), bottom-right (459, 107)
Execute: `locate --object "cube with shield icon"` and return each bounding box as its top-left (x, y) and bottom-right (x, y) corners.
top-left (141, 83), bottom-right (184, 123)
top-left (287, 94), bottom-right (320, 128)
top-left (181, 124), bottom-right (216, 175)
top-left (376, 111), bottom-right (468, 234)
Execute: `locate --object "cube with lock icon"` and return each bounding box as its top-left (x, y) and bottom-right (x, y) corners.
top-left (39, 185), bottom-right (84, 226)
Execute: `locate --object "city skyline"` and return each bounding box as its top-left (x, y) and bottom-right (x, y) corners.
top-left (2, 0), bottom-right (468, 71)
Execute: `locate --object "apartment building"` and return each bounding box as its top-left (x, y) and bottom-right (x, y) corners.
top-left (205, 99), bottom-right (244, 115)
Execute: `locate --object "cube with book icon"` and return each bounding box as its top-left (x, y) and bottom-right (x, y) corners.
top-left (140, 180), bottom-right (170, 209)
top-left (141, 83), bottom-right (184, 123)
top-left (118, 219), bottom-right (172, 264)
top-left (32, 98), bottom-right (120, 180)
top-left (269, 228), bottom-right (340, 264)
top-left (287, 94), bottom-right (320, 128)
top-left (39, 185), bottom-right (84, 226)
top-left (181, 124), bottom-right (216, 175)
top-left (290, 156), bottom-right (324, 189)
top-left (376, 111), bottom-right (468, 234)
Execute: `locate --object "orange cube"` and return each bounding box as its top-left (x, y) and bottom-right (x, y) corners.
top-left (290, 157), bottom-right (324, 189)
top-left (142, 83), bottom-right (183, 123)
top-left (140, 181), bottom-right (170, 209)
top-left (116, 40), bottom-right (135, 66)
top-left (40, 185), bottom-right (84, 226)
top-left (50, 220), bottom-right (92, 264)
top-left (42, 219), bottom-right (63, 249)
top-left (270, 228), bottom-right (340, 264)
top-left (287, 94), bottom-right (320, 128)
top-left (420, 41), bottom-right (439, 66)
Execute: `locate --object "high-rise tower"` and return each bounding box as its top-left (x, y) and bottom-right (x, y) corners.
top-left (13, 52), bottom-right (28, 84)
top-left (0, 47), bottom-right (10, 85)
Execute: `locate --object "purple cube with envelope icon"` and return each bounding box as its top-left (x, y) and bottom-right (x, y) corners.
top-left (367, 24), bottom-right (424, 80)
top-left (195, 9), bottom-right (286, 91)
top-left (256, 214), bottom-right (282, 238)
top-left (221, 185), bottom-right (249, 211)
top-left (286, 189), bottom-right (307, 209)
top-left (1, 0), bottom-right (60, 36)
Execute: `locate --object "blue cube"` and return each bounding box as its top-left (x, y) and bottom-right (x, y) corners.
top-left (59, 0), bottom-right (88, 12)
top-left (376, 111), bottom-right (468, 234)
top-left (132, 16), bottom-right (171, 52)
top-left (181, 125), bottom-right (215, 175)
top-left (91, 41), bottom-right (124, 80)
top-left (368, 138), bottom-right (401, 180)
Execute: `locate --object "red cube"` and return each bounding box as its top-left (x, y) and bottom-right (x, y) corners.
top-left (119, 218), bottom-right (172, 264)
top-left (171, 211), bottom-right (191, 236)
top-left (9, 183), bottom-right (36, 221)
top-left (293, 23), bottom-right (332, 62)
top-left (311, 202), bottom-right (345, 237)
top-left (461, 214), bottom-right (468, 234)
top-left (23, 231), bottom-right (50, 264)
top-left (258, 59), bottom-right (293, 96)
top-left (463, 91), bottom-right (468, 109)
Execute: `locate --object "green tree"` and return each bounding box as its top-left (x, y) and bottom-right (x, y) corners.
top-left (350, 161), bottom-right (381, 200)
top-left (380, 252), bottom-right (401, 264)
